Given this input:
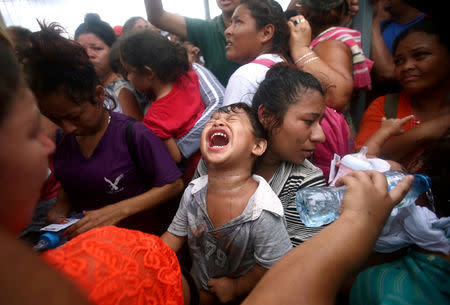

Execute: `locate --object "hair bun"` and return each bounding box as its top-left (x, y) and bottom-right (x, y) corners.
top-left (84, 13), bottom-right (101, 24)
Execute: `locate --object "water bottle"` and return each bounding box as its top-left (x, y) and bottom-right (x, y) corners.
top-left (33, 231), bottom-right (67, 252)
top-left (295, 170), bottom-right (431, 227)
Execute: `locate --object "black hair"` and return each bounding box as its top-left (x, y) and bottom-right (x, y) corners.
top-left (216, 102), bottom-right (267, 140)
top-left (393, 18), bottom-right (449, 55)
top-left (302, 0), bottom-right (349, 29)
top-left (251, 63), bottom-right (324, 132)
top-left (240, 0), bottom-right (290, 57)
top-left (5, 26), bottom-right (32, 63)
top-left (122, 16), bottom-right (146, 34)
top-left (74, 13), bottom-right (116, 47)
top-left (118, 30), bottom-right (189, 83)
top-left (0, 32), bottom-right (22, 125)
top-left (23, 22), bottom-right (101, 105)
top-left (109, 41), bottom-right (127, 78)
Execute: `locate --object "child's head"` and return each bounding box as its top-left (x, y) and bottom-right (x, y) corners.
top-left (201, 102), bottom-right (267, 169)
top-left (118, 30), bottom-right (189, 93)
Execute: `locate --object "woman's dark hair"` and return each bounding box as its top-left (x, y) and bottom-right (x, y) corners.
top-left (74, 13), bottom-right (116, 47)
top-left (109, 41), bottom-right (127, 78)
top-left (252, 63), bottom-right (324, 132)
top-left (22, 22), bottom-right (101, 105)
top-left (122, 16), bottom-right (146, 34)
top-left (0, 32), bottom-right (22, 125)
top-left (217, 102), bottom-right (267, 140)
top-left (119, 30), bottom-right (189, 83)
top-left (302, 0), bottom-right (349, 29)
top-left (5, 26), bottom-right (32, 63)
top-left (393, 18), bottom-right (449, 55)
top-left (240, 0), bottom-right (290, 56)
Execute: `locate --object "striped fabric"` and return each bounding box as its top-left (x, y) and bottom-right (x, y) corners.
top-left (175, 63), bottom-right (225, 158)
top-left (194, 159), bottom-right (327, 247)
top-left (310, 26), bottom-right (374, 90)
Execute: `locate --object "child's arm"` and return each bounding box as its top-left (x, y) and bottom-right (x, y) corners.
top-left (160, 231), bottom-right (187, 253)
top-left (207, 264), bottom-right (267, 303)
top-left (364, 115), bottom-right (414, 158)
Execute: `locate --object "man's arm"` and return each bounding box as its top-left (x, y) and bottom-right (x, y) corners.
top-left (243, 171), bottom-right (413, 305)
top-left (144, 0), bottom-right (188, 39)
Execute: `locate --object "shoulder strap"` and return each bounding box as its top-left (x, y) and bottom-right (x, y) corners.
top-left (250, 58), bottom-right (277, 68)
top-left (125, 120), bottom-right (139, 167)
top-left (383, 93), bottom-right (400, 119)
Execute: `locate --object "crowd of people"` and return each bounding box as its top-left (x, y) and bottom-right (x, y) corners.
top-left (0, 0), bottom-right (448, 304)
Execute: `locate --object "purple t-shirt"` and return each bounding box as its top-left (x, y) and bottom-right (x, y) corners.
top-left (53, 111), bottom-right (182, 212)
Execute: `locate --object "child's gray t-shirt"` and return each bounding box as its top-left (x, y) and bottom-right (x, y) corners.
top-left (168, 175), bottom-right (293, 290)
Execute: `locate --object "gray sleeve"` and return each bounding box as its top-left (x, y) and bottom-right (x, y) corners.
top-left (252, 211), bottom-right (293, 269)
top-left (167, 187), bottom-right (192, 237)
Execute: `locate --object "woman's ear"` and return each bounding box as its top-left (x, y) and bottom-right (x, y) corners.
top-left (93, 85), bottom-right (105, 104)
top-left (260, 24), bottom-right (275, 44)
top-left (252, 138), bottom-right (267, 157)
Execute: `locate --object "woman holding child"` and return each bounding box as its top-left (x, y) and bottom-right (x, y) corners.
top-left (23, 23), bottom-right (184, 238)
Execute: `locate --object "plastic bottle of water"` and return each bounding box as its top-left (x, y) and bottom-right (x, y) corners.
top-left (33, 231), bottom-right (66, 252)
top-left (295, 170), bottom-right (431, 227)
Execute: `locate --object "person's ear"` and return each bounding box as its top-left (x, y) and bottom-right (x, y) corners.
top-left (252, 138), bottom-right (267, 157)
top-left (257, 105), bottom-right (270, 128)
top-left (260, 24), bottom-right (275, 44)
top-left (93, 85), bottom-right (105, 104)
top-left (143, 66), bottom-right (154, 81)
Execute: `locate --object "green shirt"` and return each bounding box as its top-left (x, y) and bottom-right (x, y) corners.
top-left (185, 15), bottom-right (241, 87)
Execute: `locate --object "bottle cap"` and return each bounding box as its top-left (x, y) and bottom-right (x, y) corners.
top-left (340, 154), bottom-right (371, 171)
top-left (412, 174), bottom-right (432, 193)
top-left (40, 232), bottom-right (60, 249)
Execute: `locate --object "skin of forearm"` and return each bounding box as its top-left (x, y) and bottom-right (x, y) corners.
top-left (234, 264), bottom-right (267, 297)
top-left (242, 214), bottom-right (385, 305)
top-left (370, 21), bottom-right (395, 82)
top-left (112, 178), bottom-right (184, 219)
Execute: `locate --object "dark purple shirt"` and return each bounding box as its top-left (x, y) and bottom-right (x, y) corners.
top-left (54, 112), bottom-right (182, 212)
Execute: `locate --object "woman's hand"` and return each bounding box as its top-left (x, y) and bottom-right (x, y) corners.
top-left (46, 188), bottom-right (72, 224)
top-left (336, 170), bottom-right (413, 228)
top-left (208, 277), bottom-right (236, 303)
top-left (64, 204), bottom-right (127, 238)
top-left (288, 15), bottom-right (312, 55)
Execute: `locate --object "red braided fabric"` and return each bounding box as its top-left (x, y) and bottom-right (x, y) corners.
top-left (42, 226), bottom-right (184, 305)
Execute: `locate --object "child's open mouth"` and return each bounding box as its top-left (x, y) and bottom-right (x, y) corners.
top-left (208, 129), bottom-right (229, 149)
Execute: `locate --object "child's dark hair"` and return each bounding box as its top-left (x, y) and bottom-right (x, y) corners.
top-left (240, 0), bottom-right (290, 57)
top-left (23, 22), bottom-right (101, 105)
top-left (122, 16), bottom-right (146, 34)
top-left (252, 63), bottom-right (324, 132)
top-left (393, 18), bottom-right (449, 55)
top-left (0, 32), bottom-right (22, 125)
top-left (109, 41), bottom-right (127, 78)
top-left (74, 13), bottom-right (116, 47)
top-left (217, 102), bottom-right (267, 140)
top-left (118, 30), bottom-right (189, 83)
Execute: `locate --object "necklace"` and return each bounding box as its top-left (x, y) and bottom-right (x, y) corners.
top-left (107, 113), bottom-right (111, 125)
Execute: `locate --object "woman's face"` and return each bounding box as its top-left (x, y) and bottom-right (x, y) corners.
top-left (225, 4), bottom-right (266, 64)
top-left (38, 89), bottom-right (105, 136)
top-left (0, 87), bottom-right (55, 234)
top-left (77, 33), bottom-right (111, 78)
top-left (394, 32), bottom-right (450, 95)
top-left (265, 90), bottom-right (326, 164)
